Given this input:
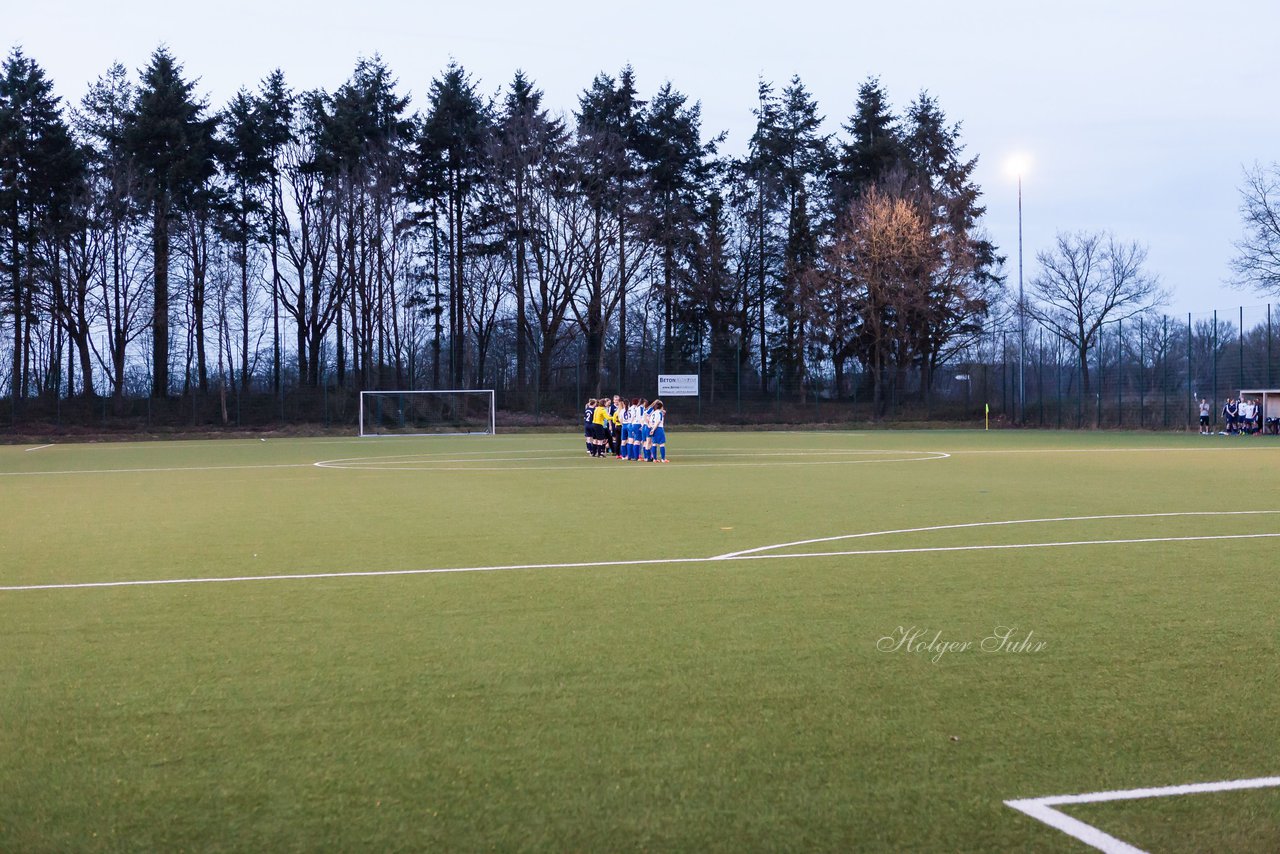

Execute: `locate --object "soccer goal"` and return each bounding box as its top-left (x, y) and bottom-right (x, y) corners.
top-left (359, 390), bottom-right (496, 437)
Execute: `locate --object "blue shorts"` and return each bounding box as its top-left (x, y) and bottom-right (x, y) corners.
top-left (640, 426), bottom-right (651, 442)
top-left (651, 427), bottom-right (666, 445)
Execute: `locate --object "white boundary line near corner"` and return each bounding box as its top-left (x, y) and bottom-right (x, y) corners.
top-left (24, 444), bottom-right (53, 452)
top-left (725, 532), bottom-right (1280, 561)
top-left (710, 510), bottom-right (1280, 559)
top-left (4, 516), bottom-right (1279, 592)
top-left (1006, 775), bottom-right (1280, 854)
top-left (949, 445), bottom-right (1280, 455)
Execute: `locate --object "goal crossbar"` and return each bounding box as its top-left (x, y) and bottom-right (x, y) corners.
top-left (359, 390), bottom-right (496, 437)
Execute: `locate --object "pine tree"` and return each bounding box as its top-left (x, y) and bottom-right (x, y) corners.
top-left (739, 78), bottom-right (783, 392)
top-left (126, 47), bottom-right (216, 397)
top-left (318, 56), bottom-right (412, 389)
top-left (832, 77), bottom-right (902, 216)
top-left (256, 69), bottom-right (294, 394)
top-left (574, 67), bottom-right (644, 392)
top-left (689, 189), bottom-right (745, 397)
top-left (637, 82), bottom-right (714, 370)
top-left (0, 48), bottom-right (82, 406)
top-left (76, 61), bottom-right (140, 407)
top-left (901, 92), bottom-right (1002, 391)
top-left (492, 71), bottom-right (566, 396)
top-left (217, 88), bottom-right (274, 390)
top-left (765, 76), bottom-right (829, 394)
top-left (417, 62), bottom-right (490, 388)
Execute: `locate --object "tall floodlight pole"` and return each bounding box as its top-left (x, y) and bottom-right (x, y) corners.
top-left (1018, 172), bottom-right (1025, 424)
top-left (1005, 153), bottom-right (1032, 424)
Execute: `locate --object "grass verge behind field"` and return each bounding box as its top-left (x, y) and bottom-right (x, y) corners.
top-left (2, 431), bottom-right (1278, 851)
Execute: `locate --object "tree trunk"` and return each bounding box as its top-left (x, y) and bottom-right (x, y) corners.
top-left (75, 329), bottom-right (95, 398)
top-left (514, 177), bottom-right (527, 395)
top-left (152, 200), bottom-right (170, 397)
top-left (10, 218), bottom-right (22, 406)
top-left (453, 183), bottom-right (466, 388)
top-left (617, 204), bottom-right (627, 390)
top-left (270, 176), bottom-right (282, 394)
top-left (240, 230), bottom-right (250, 391)
top-left (1079, 342), bottom-right (1091, 396)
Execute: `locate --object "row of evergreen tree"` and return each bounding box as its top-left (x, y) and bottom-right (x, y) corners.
top-left (0, 46), bottom-right (1004, 411)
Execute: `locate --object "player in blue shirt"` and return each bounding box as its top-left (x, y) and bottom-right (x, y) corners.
top-left (649, 400), bottom-right (667, 462)
top-left (622, 397), bottom-right (639, 460)
top-left (635, 398), bottom-right (650, 460)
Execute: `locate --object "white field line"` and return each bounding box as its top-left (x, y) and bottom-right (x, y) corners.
top-left (0, 463), bottom-right (314, 477)
top-left (949, 445), bottom-right (1280, 455)
top-left (317, 448), bottom-right (923, 464)
top-left (312, 451), bottom-right (950, 472)
top-left (726, 533), bottom-right (1280, 561)
top-left (1006, 776), bottom-right (1280, 854)
top-left (24, 444), bottom-right (53, 452)
top-left (711, 510), bottom-right (1280, 559)
top-left (0, 449), bottom-right (945, 477)
top-left (3, 529), bottom-right (1278, 593)
top-left (4, 441), bottom-right (1274, 477)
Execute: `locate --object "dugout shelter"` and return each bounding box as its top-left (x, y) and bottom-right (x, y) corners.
top-left (1239, 388), bottom-right (1280, 433)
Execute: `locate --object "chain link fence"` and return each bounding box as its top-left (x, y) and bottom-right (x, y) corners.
top-left (5, 305), bottom-right (1280, 433)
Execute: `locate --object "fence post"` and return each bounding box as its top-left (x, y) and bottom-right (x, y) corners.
top-left (1239, 305), bottom-right (1245, 393)
top-left (1162, 315), bottom-right (1168, 428)
top-left (1117, 319), bottom-right (1123, 428)
top-left (1187, 312), bottom-right (1193, 429)
top-left (1139, 316), bottom-right (1145, 428)
top-left (1096, 331), bottom-right (1103, 428)
top-left (1002, 332), bottom-right (1008, 419)
top-left (1212, 310), bottom-right (1218, 424)
top-left (1038, 327), bottom-right (1044, 426)
top-left (1077, 350), bottom-right (1084, 429)
top-left (1056, 335), bottom-right (1062, 429)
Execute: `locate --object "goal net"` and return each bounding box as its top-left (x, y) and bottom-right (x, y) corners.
top-left (359, 390), bottom-right (496, 437)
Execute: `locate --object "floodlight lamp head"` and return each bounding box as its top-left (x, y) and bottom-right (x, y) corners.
top-left (1005, 153), bottom-right (1033, 181)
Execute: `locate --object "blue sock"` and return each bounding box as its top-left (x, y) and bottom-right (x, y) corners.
top-left (660, 446), bottom-right (666, 461)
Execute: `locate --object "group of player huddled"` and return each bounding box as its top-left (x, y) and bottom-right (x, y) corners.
top-left (584, 395), bottom-right (668, 462)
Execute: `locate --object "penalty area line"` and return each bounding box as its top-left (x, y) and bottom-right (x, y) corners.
top-left (3, 531), bottom-right (1279, 593)
top-left (1006, 775), bottom-right (1280, 854)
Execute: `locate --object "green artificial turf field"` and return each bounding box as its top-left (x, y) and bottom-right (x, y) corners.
top-left (2, 430), bottom-right (1278, 852)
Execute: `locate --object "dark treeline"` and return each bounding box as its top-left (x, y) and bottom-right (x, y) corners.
top-left (0, 46), bottom-right (1006, 417)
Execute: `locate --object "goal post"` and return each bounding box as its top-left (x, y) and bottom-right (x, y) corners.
top-left (359, 390), bottom-right (496, 437)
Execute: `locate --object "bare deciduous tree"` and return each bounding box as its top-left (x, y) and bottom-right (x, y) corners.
top-left (1026, 231), bottom-right (1166, 394)
top-left (1230, 163), bottom-right (1280, 296)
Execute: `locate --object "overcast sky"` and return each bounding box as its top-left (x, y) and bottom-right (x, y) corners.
top-left (9, 0), bottom-right (1278, 317)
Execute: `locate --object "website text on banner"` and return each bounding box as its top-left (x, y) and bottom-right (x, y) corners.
top-left (658, 375), bottom-right (699, 397)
